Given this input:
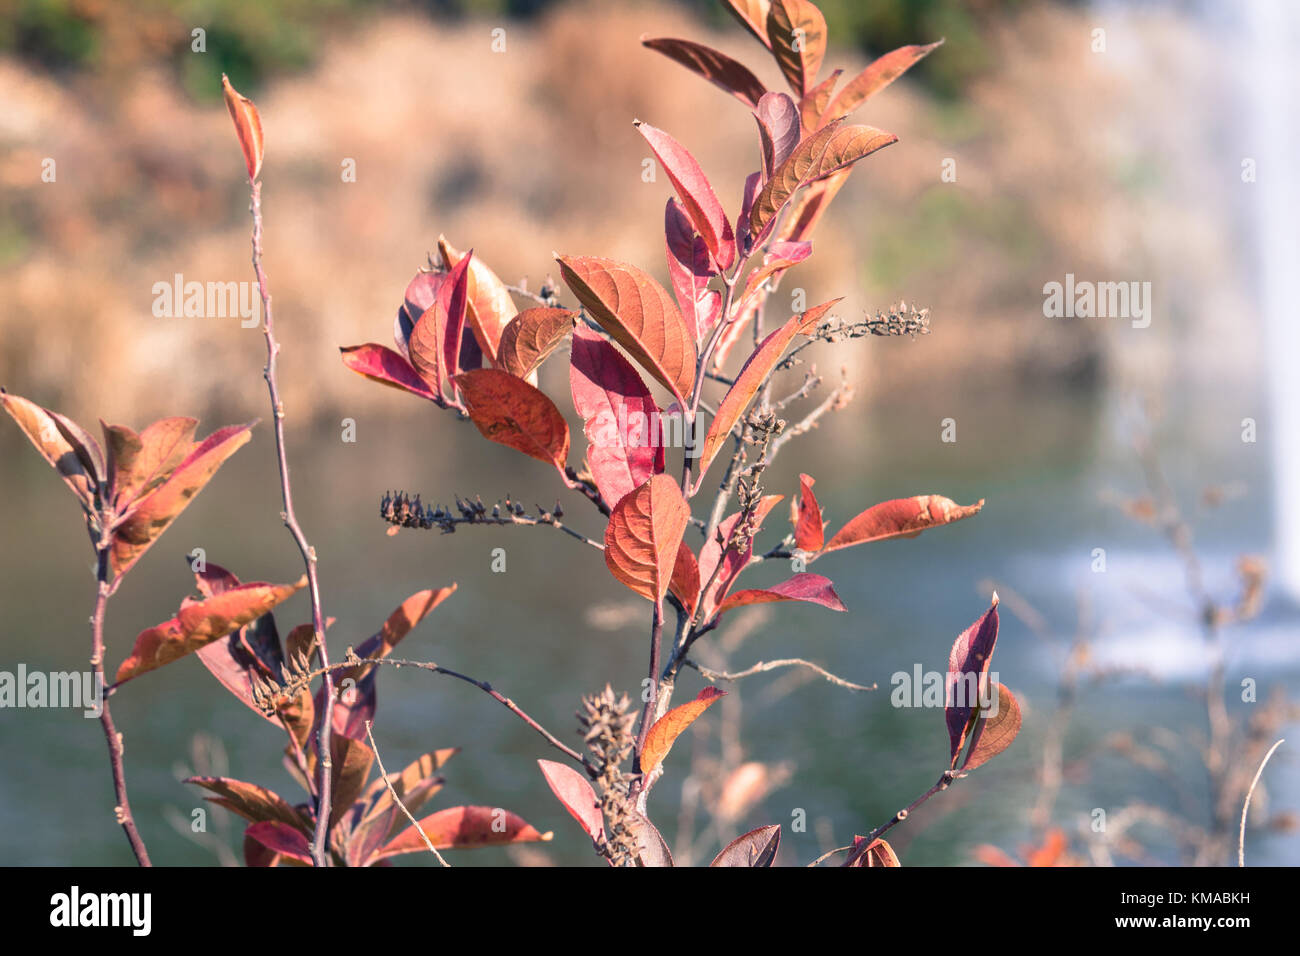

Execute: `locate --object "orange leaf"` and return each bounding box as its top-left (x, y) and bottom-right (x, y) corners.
top-left (799, 68), bottom-right (842, 132)
top-left (777, 166), bottom-right (850, 244)
top-left (696, 299), bottom-right (840, 482)
top-left (186, 776), bottom-right (307, 832)
top-left (720, 0), bottom-right (773, 49)
top-left (221, 74), bottom-right (264, 181)
top-left (668, 541), bottom-right (701, 616)
top-left (844, 836), bottom-right (901, 867)
top-left (496, 308), bottom-right (575, 380)
top-left (821, 494), bottom-right (984, 554)
top-left (640, 686), bottom-right (726, 773)
top-left (766, 0), bottom-right (827, 96)
top-left (102, 417), bottom-right (198, 507)
top-left (376, 806), bottom-right (551, 858)
top-left (115, 577), bottom-right (305, 684)
top-left (1, 391), bottom-right (104, 512)
top-left (436, 236), bottom-right (518, 363)
top-left (454, 369), bottom-right (570, 473)
top-left (750, 120), bottom-right (896, 237)
top-left (339, 586), bottom-right (457, 685)
top-left (556, 255), bottom-right (696, 406)
top-left (821, 41), bottom-right (944, 127)
top-left (604, 474), bottom-right (691, 603)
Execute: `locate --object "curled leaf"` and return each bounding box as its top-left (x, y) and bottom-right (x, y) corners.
top-left (821, 495), bottom-right (984, 554)
top-left (641, 36), bottom-right (767, 107)
top-left (960, 682), bottom-right (1022, 772)
top-left (945, 596), bottom-right (1001, 768)
top-left (221, 74), bottom-right (264, 181)
top-left (497, 308), bottom-right (574, 380)
top-left (1, 391), bottom-right (104, 512)
top-left (710, 823), bottom-right (780, 867)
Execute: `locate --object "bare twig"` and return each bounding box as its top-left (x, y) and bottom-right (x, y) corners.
top-left (1238, 738), bottom-right (1285, 867)
top-left (684, 657), bottom-right (877, 693)
top-left (366, 720), bottom-right (450, 867)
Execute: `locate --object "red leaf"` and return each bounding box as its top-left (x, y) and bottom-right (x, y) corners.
top-left (754, 91), bottom-right (801, 181)
top-left (1, 391), bottom-right (104, 512)
top-left (697, 494), bottom-right (785, 619)
top-left (221, 74), bottom-right (264, 181)
top-left (716, 572), bottom-right (845, 614)
top-left (844, 836), bottom-right (901, 867)
top-left (640, 686), bottom-right (726, 773)
top-left (186, 776), bottom-right (307, 832)
top-left (557, 255), bottom-right (696, 405)
top-left (437, 236), bottom-right (518, 363)
top-left (455, 368), bottom-right (570, 473)
top-left (668, 541), bottom-right (701, 616)
top-left (114, 576), bottom-right (306, 684)
top-left (497, 308), bottom-right (575, 380)
top-left (776, 166), bottom-right (850, 245)
top-left (734, 240), bottom-right (812, 315)
top-left (340, 344), bottom-right (439, 402)
top-left (822, 41), bottom-right (944, 127)
top-left (766, 0), bottom-right (826, 96)
top-left (696, 299), bottom-right (840, 482)
top-left (641, 36), bottom-right (767, 107)
top-left (664, 199), bottom-right (720, 344)
top-left (945, 597), bottom-right (1001, 768)
top-left (341, 586), bottom-right (458, 685)
top-left (793, 472), bottom-right (823, 551)
top-left (102, 417), bottom-right (197, 507)
top-left (710, 823), bottom-right (780, 866)
top-left (437, 248), bottom-right (474, 387)
top-left (750, 119), bottom-right (897, 238)
top-left (375, 806), bottom-right (551, 858)
top-left (244, 821), bottom-right (312, 865)
top-left (960, 682), bottom-right (1022, 772)
top-left (821, 495), bottom-right (984, 554)
top-left (636, 121), bottom-right (735, 271)
top-left (110, 422), bottom-right (255, 579)
top-left (538, 759), bottom-right (604, 845)
top-left (604, 474), bottom-right (691, 603)
top-left (570, 323), bottom-right (665, 508)
top-left (721, 0), bottom-right (773, 49)
top-left (799, 68), bottom-right (842, 132)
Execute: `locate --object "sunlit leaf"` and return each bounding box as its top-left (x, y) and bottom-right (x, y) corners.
top-left (102, 417), bottom-right (197, 507)
top-left (821, 41), bottom-right (944, 127)
top-left (821, 495), bottom-right (984, 554)
top-left (799, 68), bottom-right (841, 131)
top-left (627, 809), bottom-right (674, 867)
top-left (793, 472), bottom-right (824, 551)
top-left (697, 495), bottom-right (785, 619)
top-left (538, 759), bottom-right (604, 845)
top-left (766, 0), bottom-right (826, 96)
top-left (753, 91), bottom-right (800, 181)
top-left (721, 0), bottom-right (773, 49)
top-left (716, 572), bottom-right (845, 614)
top-left (641, 36), bottom-right (767, 107)
top-left (497, 308), bottom-right (575, 380)
top-left (640, 686), bottom-right (725, 773)
top-left (604, 474), bottom-right (691, 603)
top-left (455, 368), bottom-right (570, 473)
top-left (340, 343), bottom-right (439, 402)
top-left (437, 236), bottom-right (518, 363)
top-left (946, 597), bottom-right (1001, 768)
top-left (960, 682), bottom-right (1021, 772)
top-left (1, 391), bottom-right (104, 512)
top-left (375, 806), bottom-right (551, 858)
top-left (636, 121), bottom-right (735, 271)
top-left (221, 74), bottom-right (264, 181)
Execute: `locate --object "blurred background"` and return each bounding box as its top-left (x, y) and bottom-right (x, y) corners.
top-left (1, 0), bottom-right (1297, 866)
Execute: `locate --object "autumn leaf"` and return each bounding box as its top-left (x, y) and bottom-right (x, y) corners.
top-left (115, 577), bottom-right (305, 684)
top-left (721, 0), bottom-right (773, 49)
top-left (375, 806), bottom-right (551, 859)
top-left (799, 68), bottom-right (842, 132)
top-left (110, 422), bottom-right (255, 579)
top-left (538, 760), bottom-right (604, 845)
top-left (339, 344), bottom-right (439, 402)
top-left (946, 596), bottom-right (1001, 768)
top-left (753, 91), bottom-right (801, 181)
top-left (604, 474), bottom-right (691, 603)
top-left (734, 240), bottom-right (812, 318)
top-left (696, 299), bottom-right (840, 482)
top-left (636, 121), bottom-right (735, 271)
top-left (820, 494), bottom-right (984, 555)
top-left (777, 166), bottom-right (849, 244)
top-left (221, 74), bottom-right (264, 181)
top-left (766, 0), bottom-right (826, 96)
top-left (326, 735), bottom-right (375, 829)
top-left (668, 541), bottom-right (701, 616)
top-left (641, 36), bottom-right (767, 107)
top-left (664, 199), bottom-right (721, 344)
top-left (793, 472), bottom-right (824, 551)
top-left (844, 836), bottom-right (901, 867)
top-left (750, 119), bottom-right (896, 237)
top-left (960, 682), bottom-right (1022, 772)
top-left (626, 810), bottom-right (675, 867)
top-left (102, 417), bottom-right (197, 507)
top-left (496, 308), bottom-right (574, 380)
top-left (570, 323), bottom-right (665, 508)
top-left (187, 776), bottom-right (307, 832)
top-left (715, 572), bottom-right (845, 614)
top-left (697, 495), bottom-right (785, 619)
top-left (710, 823), bottom-right (780, 867)
top-left (640, 686), bottom-right (725, 773)
top-left (1, 391), bottom-right (104, 512)
top-left (821, 41), bottom-right (944, 127)
top-left (339, 587), bottom-right (458, 686)
top-left (556, 255), bottom-right (696, 405)
top-left (455, 368), bottom-right (570, 473)
top-left (437, 236), bottom-right (517, 363)
top-left (244, 821), bottom-right (312, 866)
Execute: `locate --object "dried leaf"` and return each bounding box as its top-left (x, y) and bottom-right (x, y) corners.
top-left (497, 308), bottom-right (575, 380)
top-left (640, 686), bottom-right (726, 773)
top-left (115, 577), bottom-right (305, 684)
top-left (604, 474), bottom-right (691, 603)
top-left (627, 810), bottom-right (674, 867)
top-left (641, 36), bottom-right (767, 107)
top-left (844, 836), bottom-right (901, 867)
top-left (110, 422), bottom-right (255, 579)
top-left (821, 495), bottom-right (984, 554)
top-left (455, 368), bottom-right (570, 473)
top-left (221, 74), bottom-right (264, 181)
top-left (557, 255), bottom-right (696, 405)
top-left (710, 823), bottom-right (780, 866)
top-left (1, 391), bottom-right (104, 511)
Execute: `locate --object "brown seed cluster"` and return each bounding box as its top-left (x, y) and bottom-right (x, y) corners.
top-left (577, 685), bottom-right (639, 866)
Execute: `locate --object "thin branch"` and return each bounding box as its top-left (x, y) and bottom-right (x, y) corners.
top-left (380, 491), bottom-right (603, 550)
top-left (807, 844), bottom-right (855, 867)
top-left (1238, 738), bottom-right (1285, 867)
top-left (684, 657), bottom-right (877, 693)
top-left (248, 179), bottom-right (336, 867)
top-left (365, 720), bottom-right (449, 867)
